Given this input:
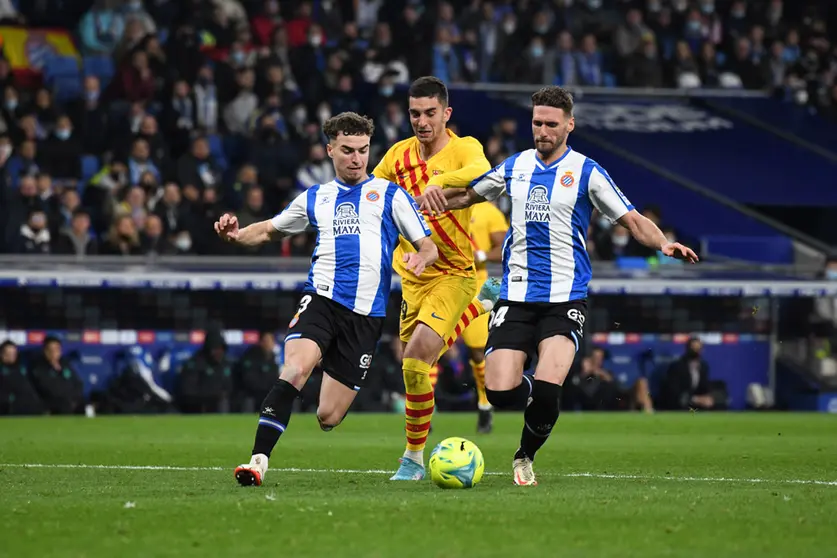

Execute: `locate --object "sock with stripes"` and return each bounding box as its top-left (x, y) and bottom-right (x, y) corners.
top-left (402, 357), bottom-right (435, 465)
top-left (470, 359), bottom-right (490, 409)
top-left (516, 380), bottom-right (562, 462)
top-left (252, 379), bottom-right (299, 458)
top-left (429, 363), bottom-right (441, 390)
top-left (440, 298), bottom-right (485, 356)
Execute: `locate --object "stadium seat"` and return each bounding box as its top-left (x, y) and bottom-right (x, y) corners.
top-left (82, 55), bottom-right (115, 87)
top-left (43, 56), bottom-right (82, 102)
top-left (81, 155), bottom-right (100, 183)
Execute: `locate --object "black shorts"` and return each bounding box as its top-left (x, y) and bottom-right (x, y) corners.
top-left (285, 293), bottom-right (385, 390)
top-left (485, 299), bottom-right (587, 359)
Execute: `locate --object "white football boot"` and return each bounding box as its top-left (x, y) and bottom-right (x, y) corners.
top-left (234, 453), bottom-right (268, 486)
top-left (512, 455), bottom-right (538, 486)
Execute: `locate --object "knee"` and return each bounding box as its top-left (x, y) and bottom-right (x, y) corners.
top-left (316, 407), bottom-right (345, 431)
top-left (279, 363), bottom-right (310, 389)
top-left (469, 348), bottom-right (485, 363)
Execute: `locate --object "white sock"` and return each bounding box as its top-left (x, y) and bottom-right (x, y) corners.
top-left (402, 449), bottom-right (424, 466)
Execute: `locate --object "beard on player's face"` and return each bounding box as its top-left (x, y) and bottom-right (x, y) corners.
top-left (534, 130), bottom-right (568, 159)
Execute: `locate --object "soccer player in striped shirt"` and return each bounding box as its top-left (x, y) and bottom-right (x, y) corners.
top-left (373, 77), bottom-right (501, 481)
top-left (421, 86), bottom-right (698, 486)
top-left (215, 112), bottom-right (438, 486)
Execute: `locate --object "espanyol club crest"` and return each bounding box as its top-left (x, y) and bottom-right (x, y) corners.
top-left (366, 190), bottom-right (380, 202)
top-left (288, 313), bottom-right (300, 328)
top-left (560, 172), bottom-right (574, 187)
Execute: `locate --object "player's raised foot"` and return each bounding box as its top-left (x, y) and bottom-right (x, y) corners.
top-left (477, 277), bottom-right (502, 312)
top-left (234, 453), bottom-right (268, 487)
top-left (477, 407), bottom-right (493, 434)
top-left (512, 454), bottom-right (538, 486)
top-left (389, 457), bottom-right (426, 481)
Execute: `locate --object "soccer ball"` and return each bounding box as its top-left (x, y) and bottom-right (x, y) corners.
top-left (428, 437), bottom-right (484, 489)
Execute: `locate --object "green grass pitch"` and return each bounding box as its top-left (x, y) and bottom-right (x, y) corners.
top-left (1, 412), bottom-right (836, 558)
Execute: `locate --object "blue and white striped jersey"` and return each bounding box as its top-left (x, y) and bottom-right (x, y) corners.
top-left (270, 176), bottom-right (430, 317)
top-left (472, 147), bottom-right (634, 303)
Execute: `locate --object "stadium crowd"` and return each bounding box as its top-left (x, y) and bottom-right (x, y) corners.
top-left (0, 0), bottom-right (834, 259)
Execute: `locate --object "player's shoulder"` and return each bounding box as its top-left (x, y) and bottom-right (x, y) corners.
top-left (566, 147), bottom-right (604, 172)
top-left (383, 136), bottom-right (417, 157)
top-left (450, 134), bottom-right (485, 150)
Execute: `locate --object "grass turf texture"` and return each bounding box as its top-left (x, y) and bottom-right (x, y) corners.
top-left (1, 413), bottom-right (835, 558)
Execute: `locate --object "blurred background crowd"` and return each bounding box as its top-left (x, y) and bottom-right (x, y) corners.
top-left (0, 0), bottom-right (834, 260)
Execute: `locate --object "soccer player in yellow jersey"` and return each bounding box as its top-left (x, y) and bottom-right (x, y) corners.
top-left (459, 201), bottom-right (508, 433)
top-left (373, 76), bottom-right (499, 480)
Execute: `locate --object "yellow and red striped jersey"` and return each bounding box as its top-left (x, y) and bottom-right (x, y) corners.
top-left (373, 129), bottom-right (491, 282)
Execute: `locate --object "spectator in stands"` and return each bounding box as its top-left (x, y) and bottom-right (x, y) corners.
top-left (101, 213), bottom-right (142, 255)
top-left (626, 36), bottom-right (664, 87)
top-left (53, 208), bottom-right (98, 256)
top-left (39, 115), bottom-right (82, 188)
top-left (233, 330), bottom-right (280, 412)
top-left (615, 8), bottom-right (652, 60)
top-left (671, 40), bottom-right (702, 87)
top-left (177, 136), bottom-right (221, 193)
top-left (177, 324), bottom-right (233, 413)
top-left (574, 347), bottom-right (655, 413)
top-left (223, 68), bottom-right (258, 135)
top-left (29, 336), bottom-right (84, 415)
top-left (115, 49), bottom-right (157, 104)
top-left (78, 0), bottom-right (125, 56)
top-left (6, 140), bottom-right (40, 187)
top-left (295, 142), bottom-right (334, 192)
top-left (660, 337), bottom-right (716, 410)
top-left (0, 340), bottom-right (44, 416)
top-left (140, 213), bottom-right (174, 255)
top-left (15, 209), bottom-right (51, 254)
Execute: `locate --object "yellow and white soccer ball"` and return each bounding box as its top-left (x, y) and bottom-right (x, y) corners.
top-left (428, 437), bottom-right (485, 489)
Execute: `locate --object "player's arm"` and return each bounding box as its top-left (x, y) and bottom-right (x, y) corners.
top-left (428, 158), bottom-right (508, 211)
top-left (215, 191), bottom-right (309, 246)
top-left (431, 138), bottom-right (491, 188)
top-left (420, 138), bottom-right (492, 214)
top-left (391, 187), bottom-right (438, 276)
top-left (588, 164), bottom-right (698, 263)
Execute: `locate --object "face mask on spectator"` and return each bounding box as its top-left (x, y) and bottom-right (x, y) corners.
top-left (291, 107), bottom-right (307, 125)
top-left (530, 45), bottom-right (544, 58)
top-left (309, 34), bottom-right (322, 47)
top-left (0, 143), bottom-right (11, 159)
top-left (673, 0), bottom-right (688, 11)
top-left (534, 23), bottom-right (549, 34)
top-left (379, 85), bottom-right (394, 97)
top-left (700, 2), bottom-right (714, 14)
top-left (826, 270), bottom-right (837, 281)
top-left (5, 98), bottom-right (17, 111)
top-left (85, 90), bottom-right (100, 102)
top-left (503, 21), bottom-right (516, 34)
top-left (56, 128), bottom-right (71, 140)
top-left (612, 234), bottom-right (629, 247)
top-left (648, 1), bottom-right (661, 12)
top-left (175, 233), bottom-right (192, 252)
top-left (687, 20), bottom-right (702, 33)
top-left (231, 51), bottom-right (246, 66)
top-left (126, 0), bottom-right (143, 11)
top-left (586, 0), bottom-right (602, 9)
top-left (731, 8), bottom-right (745, 18)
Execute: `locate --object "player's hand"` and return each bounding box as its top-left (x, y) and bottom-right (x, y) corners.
top-left (403, 252), bottom-right (427, 277)
top-left (661, 242), bottom-right (699, 263)
top-left (420, 185), bottom-right (447, 216)
top-left (214, 213), bottom-right (239, 242)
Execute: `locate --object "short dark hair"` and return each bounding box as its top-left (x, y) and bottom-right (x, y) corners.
top-left (43, 335), bottom-right (61, 348)
top-left (531, 86), bottom-right (574, 115)
top-left (408, 76), bottom-right (449, 106)
top-left (322, 112), bottom-right (375, 141)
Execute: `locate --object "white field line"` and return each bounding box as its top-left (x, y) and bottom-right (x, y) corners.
top-left (2, 463), bottom-right (836, 487)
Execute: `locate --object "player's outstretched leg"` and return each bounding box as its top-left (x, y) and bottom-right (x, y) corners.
top-left (390, 355), bottom-right (435, 480)
top-left (512, 335), bottom-right (574, 487)
top-left (235, 339), bottom-right (320, 486)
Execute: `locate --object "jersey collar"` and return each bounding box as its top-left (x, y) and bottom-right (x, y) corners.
top-left (534, 145), bottom-right (572, 171)
top-left (334, 174), bottom-right (375, 190)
